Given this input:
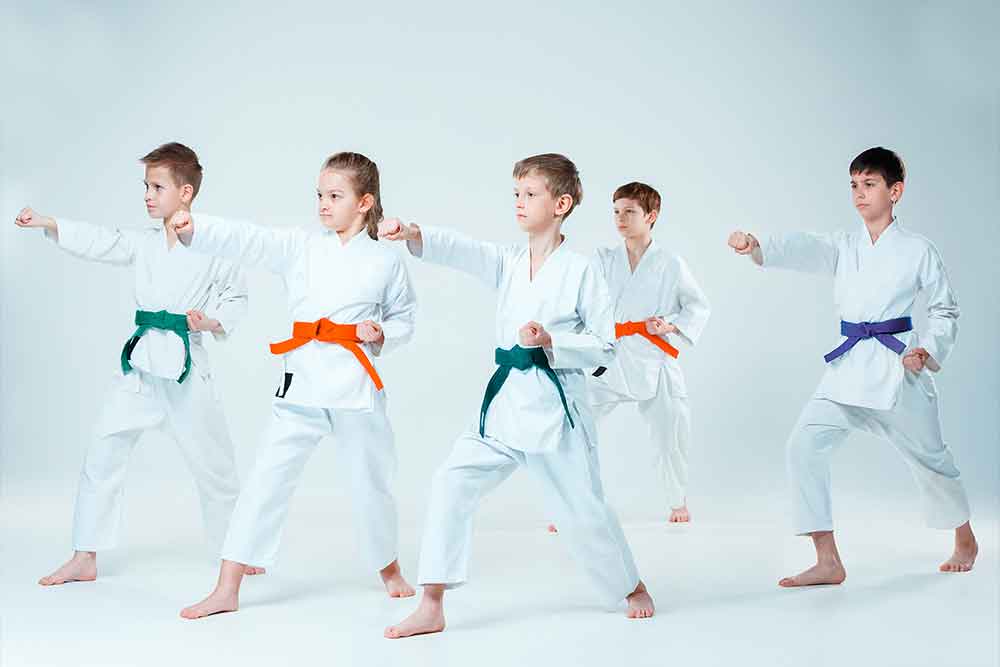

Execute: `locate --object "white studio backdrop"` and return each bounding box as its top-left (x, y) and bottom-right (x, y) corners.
top-left (2, 2), bottom-right (997, 543)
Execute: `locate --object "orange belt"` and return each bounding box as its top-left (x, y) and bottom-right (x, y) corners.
top-left (615, 321), bottom-right (679, 359)
top-left (269, 318), bottom-right (384, 390)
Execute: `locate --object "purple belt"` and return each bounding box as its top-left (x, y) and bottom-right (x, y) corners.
top-left (823, 317), bottom-right (912, 363)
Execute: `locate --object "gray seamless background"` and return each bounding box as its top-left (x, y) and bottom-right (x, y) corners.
top-left (2, 2), bottom-right (997, 536)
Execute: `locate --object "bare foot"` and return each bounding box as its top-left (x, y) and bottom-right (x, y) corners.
top-left (245, 566), bottom-right (266, 576)
top-left (180, 559), bottom-right (245, 619)
top-left (668, 506), bottom-right (690, 523)
top-left (547, 524), bottom-right (558, 533)
top-left (39, 551), bottom-right (97, 586)
top-left (180, 587), bottom-right (239, 619)
top-left (384, 594), bottom-right (446, 639)
top-left (626, 581), bottom-right (655, 619)
top-left (779, 561), bottom-right (847, 587)
top-left (940, 521), bottom-right (978, 573)
top-left (380, 560), bottom-right (415, 598)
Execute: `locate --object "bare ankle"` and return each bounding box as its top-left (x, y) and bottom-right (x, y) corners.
top-left (380, 559), bottom-right (401, 578)
top-left (422, 584), bottom-right (445, 604)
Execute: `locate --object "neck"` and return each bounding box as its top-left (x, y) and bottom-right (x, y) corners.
top-left (336, 219), bottom-right (367, 244)
top-left (528, 223), bottom-right (563, 263)
top-left (863, 211), bottom-right (894, 243)
top-left (624, 234), bottom-right (652, 257)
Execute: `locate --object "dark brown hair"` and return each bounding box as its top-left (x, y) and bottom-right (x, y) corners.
top-left (613, 182), bottom-right (661, 227)
top-left (850, 147), bottom-right (905, 186)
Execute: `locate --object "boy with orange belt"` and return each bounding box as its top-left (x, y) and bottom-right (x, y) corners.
top-left (588, 182), bottom-right (710, 524)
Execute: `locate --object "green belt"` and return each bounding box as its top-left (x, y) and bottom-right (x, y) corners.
top-left (120, 310), bottom-right (192, 384)
top-left (479, 345), bottom-right (574, 437)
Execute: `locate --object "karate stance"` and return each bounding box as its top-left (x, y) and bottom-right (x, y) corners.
top-left (381, 153), bottom-right (654, 639)
top-left (584, 181), bottom-right (709, 524)
top-left (177, 152), bottom-right (417, 619)
top-left (728, 147), bottom-right (977, 586)
top-left (15, 142), bottom-right (257, 586)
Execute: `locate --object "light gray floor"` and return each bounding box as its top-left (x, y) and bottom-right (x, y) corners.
top-left (1, 491), bottom-right (994, 667)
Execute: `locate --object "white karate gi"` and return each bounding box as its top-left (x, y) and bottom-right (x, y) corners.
top-left (45, 218), bottom-right (248, 552)
top-left (755, 219), bottom-right (971, 534)
top-left (189, 216), bottom-right (416, 569)
top-left (589, 241), bottom-right (711, 509)
top-left (411, 226), bottom-right (641, 607)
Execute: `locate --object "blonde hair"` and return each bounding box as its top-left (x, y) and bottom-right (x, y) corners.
top-left (322, 152), bottom-right (383, 239)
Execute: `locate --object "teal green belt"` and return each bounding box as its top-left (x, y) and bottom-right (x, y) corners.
top-left (120, 310), bottom-right (192, 384)
top-left (479, 345), bottom-right (574, 437)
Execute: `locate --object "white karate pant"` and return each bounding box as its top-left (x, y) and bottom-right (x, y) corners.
top-left (787, 371), bottom-right (971, 535)
top-left (417, 425), bottom-right (641, 607)
top-left (73, 368), bottom-right (240, 552)
top-left (590, 377), bottom-right (691, 510)
top-left (221, 395), bottom-right (399, 570)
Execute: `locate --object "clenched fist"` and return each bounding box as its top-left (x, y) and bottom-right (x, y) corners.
top-left (377, 217), bottom-right (418, 242)
top-left (171, 209), bottom-right (194, 245)
top-left (727, 231), bottom-right (758, 255)
top-left (902, 347), bottom-right (931, 373)
top-left (644, 316), bottom-right (678, 336)
top-left (519, 321), bottom-right (552, 348)
top-left (186, 310), bottom-right (222, 333)
top-left (14, 207), bottom-right (56, 231)
top-left (356, 319), bottom-right (384, 344)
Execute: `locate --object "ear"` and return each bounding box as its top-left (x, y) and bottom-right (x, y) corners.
top-left (890, 180), bottom-right (904, 204)
top-left (554, 193), bottom-right (574, 217)
top-left (646, 209), bottom-right (659, 227)
top-left (180, 183), bottom-right (195, 205)
top-left (358, 193), bottom-right (375, 214)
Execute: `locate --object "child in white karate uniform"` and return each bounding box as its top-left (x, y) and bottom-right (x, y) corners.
top-left (176, 152), bottom-right (418, 619)
top-left (587, 182), bottom-right (710, 524)
top-left (728, 147), bottom-right (977, 586)
top-left (381, 154), bottom-right (654, 639)
top-left (15, 143), bottom-right (254, 586)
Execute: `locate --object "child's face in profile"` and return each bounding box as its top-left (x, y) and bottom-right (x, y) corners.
top-left (316, 169), bottom-right (371, 233)
top-left (513, 172), bottom-right (563, 233)
top-left (613, 197), bottom-right (657, 240)
top-left (850, 170), bottom-right (902, 222)
top-left (143, 165), bottom-right (188, 219)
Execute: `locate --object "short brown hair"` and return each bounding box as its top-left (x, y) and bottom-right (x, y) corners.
top-left (512, 153), bottom-right (583, 219)
top-left (322, 152), bottom-right (383, 240)
top-left (613, 182), bottom-right (661, 228)
top-left (614, 181), bottom-right (661, 212)
top-left (140, 142), bottom-right (204, 199)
